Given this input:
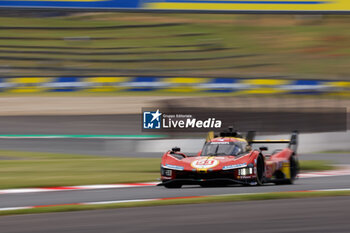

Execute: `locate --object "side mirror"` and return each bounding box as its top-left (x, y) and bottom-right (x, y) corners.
top-left (171, 147), bottom-right (181, 153)
top-left (259, 146), bottom-right (268, 151)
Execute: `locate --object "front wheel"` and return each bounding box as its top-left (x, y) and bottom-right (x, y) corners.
top-left (256, 155), bottom-right (265, 185)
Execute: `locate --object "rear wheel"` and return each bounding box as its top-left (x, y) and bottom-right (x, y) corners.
top-left (288, 155), bottom-right (299, 184)
top-left (275, 155), bottom-right (299, 185)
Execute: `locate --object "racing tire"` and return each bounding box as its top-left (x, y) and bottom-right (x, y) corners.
top-left (287, 155), bottom-right (299, 184)
top-left (163, 183), bottom-right (182, 189)
top-left (256, 155), bottom-right (265, 185)
top-left (275, 155), bottom-right (299, 185)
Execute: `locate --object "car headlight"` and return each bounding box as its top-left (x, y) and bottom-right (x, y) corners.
top-left (164, 169), bottom-right (172, 177)
top-left (238, 167), bottom-right (253, 176)
top-left (161, 167), bottom-right (172, 177)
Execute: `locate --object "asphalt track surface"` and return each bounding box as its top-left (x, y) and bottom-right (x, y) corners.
top-left (1, 196), bottom-right (350, 233)
top-left (0, 114), bottom-right (141, 135)
top-left (1, 174), bottom-right (350, 209)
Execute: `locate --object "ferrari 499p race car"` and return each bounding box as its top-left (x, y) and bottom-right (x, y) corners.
top-left (159, 128), bottom-right (299, 188)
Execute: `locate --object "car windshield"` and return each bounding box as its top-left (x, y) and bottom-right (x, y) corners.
top-left (201, 141), bottom-right (242, 156)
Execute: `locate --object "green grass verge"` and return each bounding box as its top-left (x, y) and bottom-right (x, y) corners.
top-left (299, 160), bottom-right (335, 171)
top-left (1, 190), bottom-right (350, 216)
top-left (318, 150), bottom-right (350, 154)
top-left (0, 150), bottom-right (336, 189)
top-left (0, 150), bottom-right (160, 189)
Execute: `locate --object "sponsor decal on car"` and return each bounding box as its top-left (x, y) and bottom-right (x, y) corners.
top-left (191, 159), bottom-right (219, 169)
top-left (222, 163), bottom-right (247, 170)
top-left (238, 175), bottom-right (252, 179)
top-left (163, 164), bottom-right (184, 171)
top-left (210, 141), bottom-right (229, 144)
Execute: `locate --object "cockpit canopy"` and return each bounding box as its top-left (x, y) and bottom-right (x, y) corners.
top-left (201, 140), bottom-right (249, 156)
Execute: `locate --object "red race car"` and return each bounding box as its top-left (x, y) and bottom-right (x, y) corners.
top-left (159, 128), bottom-right (299, 188)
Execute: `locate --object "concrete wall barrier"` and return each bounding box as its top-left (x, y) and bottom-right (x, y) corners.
top-left (133, 131), bottom-right (350, 154)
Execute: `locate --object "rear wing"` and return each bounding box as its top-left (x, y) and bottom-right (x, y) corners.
top-left (247, 131), bottom-right (298, 152)
top-left (205, 129), bottom-right (298, 152)
top-left (251, 139), bottom-right (291, 143)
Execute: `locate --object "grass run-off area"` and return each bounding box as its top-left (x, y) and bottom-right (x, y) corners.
top-left (0, 150), bottom-right (335, 189)
top-left (1, 13), bottom-right (350, 79)
top-left (1, 190), bottom-right (350, 216)
top-left (299, 160), bottom-right (334, 171)
top-left (0, 150), bottom-right (160, 189)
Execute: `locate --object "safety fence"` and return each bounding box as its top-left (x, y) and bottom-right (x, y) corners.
top-left (0, 76), bottom-right (348, 95)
